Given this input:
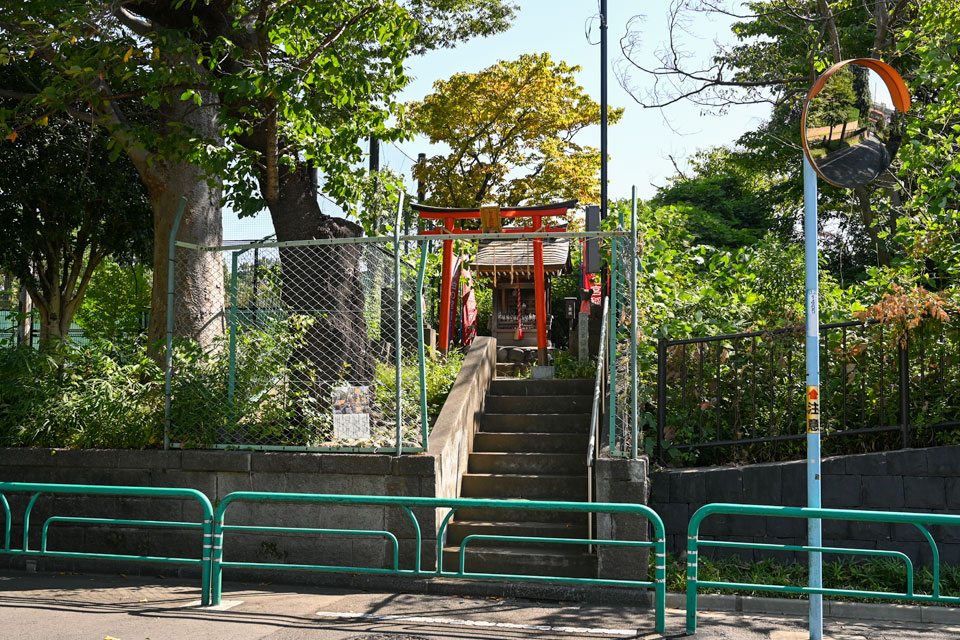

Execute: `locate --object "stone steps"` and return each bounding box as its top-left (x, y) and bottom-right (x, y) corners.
top-left (454, 374), bottom-right (596, 579)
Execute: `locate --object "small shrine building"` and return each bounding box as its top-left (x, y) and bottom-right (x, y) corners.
top-left (411, 200), bottom-right (577, 365)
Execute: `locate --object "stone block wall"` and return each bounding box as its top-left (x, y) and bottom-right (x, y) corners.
top-left (651, 445), bottom-right (960, 566)
top-left (595, 456), bottom-right (651, 581)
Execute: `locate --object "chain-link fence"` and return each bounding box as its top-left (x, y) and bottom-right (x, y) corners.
top-left (164, 228), bottom-right (639, 455)
top-left (165, 236), bottom-right (429, 452)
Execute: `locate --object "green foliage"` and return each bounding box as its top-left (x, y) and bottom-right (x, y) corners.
top-left (659, 554), bottom-right (960, 604)
top-left (406, 0), bottom-right (517, 54)
top-left (650, 149), bottom-right (781, 250)
top-left (374, 350), bottom-right (466, 430)
top-left (74, 259), bottom-right (151, 343)
top-left (553, 351), bottom-right (596, 380)
top-left (410, 52), bottom-right (624, 207)
top-left (0, 79), bottom-right (152, 346)
top-left (0, 341), bottom-right (163, 449)
top-left (170, 315), bottom-right (318, 447)
top-left (893, 1), bottom-right (960, 287)
top-left (806, 68), bottom-right (857, 129)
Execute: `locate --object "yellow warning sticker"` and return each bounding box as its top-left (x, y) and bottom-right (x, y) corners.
top-left (807, 385), bottom-right (820, 433)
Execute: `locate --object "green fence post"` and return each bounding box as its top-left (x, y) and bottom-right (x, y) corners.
top-left (211, 511), bottom-right (225, 605)
top-left (415, 239), bottom-right (430, 448)
top-left (227, 250), bottom-right (240, 431)
top-left (394, 194), bottom-right (405, 454)
top-left (164, 197), bottom-right (187, 450)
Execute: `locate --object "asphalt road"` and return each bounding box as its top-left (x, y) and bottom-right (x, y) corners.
top-left (813, 135), bottom-right (890, 187)
top-left (1, 570), bottom-right (959, 640)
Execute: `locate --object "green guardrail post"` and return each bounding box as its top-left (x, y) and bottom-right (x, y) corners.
top-left (164, 197), bottom-right (187, 450)
top-left (415, 239), bottom-right (430, 448)
top-left (1, 494), bottom-right (10, 551)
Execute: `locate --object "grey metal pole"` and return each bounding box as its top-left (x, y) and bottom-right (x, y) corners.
top-left (417, 153), bottom-right (427, 204)
top-left (630, 186), bottom-right (638, 459)
top-left (803, 155), bottom-right (823, 640)
top-left (600, 0), bottom-right (608, 221)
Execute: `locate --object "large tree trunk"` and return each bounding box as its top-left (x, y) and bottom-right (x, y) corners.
top-left (31, 255), bottom-right (100, 350)
top-left (142, 99), bottom-right (225, 359)
top-left (265, 164), bottom-right (377, 419)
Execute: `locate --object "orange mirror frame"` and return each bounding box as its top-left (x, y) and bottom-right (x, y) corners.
top-left (801, 58), bottom-right (911, 187)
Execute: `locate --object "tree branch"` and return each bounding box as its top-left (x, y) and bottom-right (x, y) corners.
top-left (297, 5), bottom-right (376, 70)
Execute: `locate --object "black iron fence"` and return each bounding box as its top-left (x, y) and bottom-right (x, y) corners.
top-left (654, 314), bottom-right (960, 465)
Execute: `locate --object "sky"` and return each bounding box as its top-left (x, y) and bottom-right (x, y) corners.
top-left (223, 1), bottom-right (771, 240)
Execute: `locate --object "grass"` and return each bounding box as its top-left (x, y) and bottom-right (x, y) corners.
top-left (656, 554), bottom-right (960, 606)
top-left (809, 136), bottom-right (860, 159)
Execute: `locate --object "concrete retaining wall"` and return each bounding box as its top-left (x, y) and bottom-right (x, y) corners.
top-left (427, 336), bottom-right (496, 522)
top-left (651, 445), bottom-right (960, 566)
top-left (0, 338), bottom-right (497, 582)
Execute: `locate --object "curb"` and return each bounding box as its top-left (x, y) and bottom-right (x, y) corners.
top-left (667, 592), bottom-right (960, 624)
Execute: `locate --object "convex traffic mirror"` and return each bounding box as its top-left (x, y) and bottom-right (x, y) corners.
top-left (801, 58), bottom-right (910, 189)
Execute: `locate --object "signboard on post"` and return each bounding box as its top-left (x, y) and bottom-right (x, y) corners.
top-left (585, 205), bottom-right (601, 274)
top-left (332, 386), bottom-right (371, 440)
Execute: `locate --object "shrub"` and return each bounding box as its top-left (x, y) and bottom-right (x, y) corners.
top-left (0, 340), bottom-right (163, 448)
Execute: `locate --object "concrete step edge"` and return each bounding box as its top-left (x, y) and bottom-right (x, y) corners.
top-left (448, 520), bottom-right (588, 529)
top-left (474, 432), bottom-right (588, 438)
top-left (468, 452), bottom-right (584, 458)
top-left (486, 395), bottom-right (594, 401)
top-left (461, 473), bottom-right (585, 480)
top-left (481, 413), bottom-right (592, 419)
top-left (442, 545), bottom-right (596, 558)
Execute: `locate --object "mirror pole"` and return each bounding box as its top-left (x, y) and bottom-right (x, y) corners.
top-left (803, 153), bottom-right (823, 640)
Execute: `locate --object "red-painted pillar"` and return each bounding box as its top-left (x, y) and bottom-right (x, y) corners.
top-left (533, 215), bottom-right (548, 365)
top-left (438, 218), bottom-right (455, 354)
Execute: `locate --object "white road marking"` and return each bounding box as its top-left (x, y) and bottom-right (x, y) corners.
top-left (316, 610), bottom-right (640, 636)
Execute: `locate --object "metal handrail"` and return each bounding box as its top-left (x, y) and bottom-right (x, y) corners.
top-left (586, 297), bottom-right (609, 546)
top-left (686, 502), bottom-right (960, 635)
top-left (588, 297), bottom-right (610, 469)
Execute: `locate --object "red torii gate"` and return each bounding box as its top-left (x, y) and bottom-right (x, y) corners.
top-left (412, 200), bottom-right (577, 366)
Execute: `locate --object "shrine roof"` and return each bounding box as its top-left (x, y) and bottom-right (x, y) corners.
top-left (474, 238), bottom-right (571, 275)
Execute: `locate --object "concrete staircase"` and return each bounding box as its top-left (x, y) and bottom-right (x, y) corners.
top-left (445, 378), bottom-right (596, 578)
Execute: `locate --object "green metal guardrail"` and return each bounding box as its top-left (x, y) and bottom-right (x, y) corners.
top-left (0, 482), bottom-right (215, 606)
top-left (211, 492), bottom-right (666, 633)
top-left (686, 503), bottom-right (960, 634)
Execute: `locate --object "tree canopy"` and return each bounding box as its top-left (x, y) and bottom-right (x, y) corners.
top-left (409, 52), bottom-right (623, 207)
top-left (0, 105), bottom-right (151, 347)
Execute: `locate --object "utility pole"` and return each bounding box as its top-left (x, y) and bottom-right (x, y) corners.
top-left (369, 135), bottom-right (380, 173)
top-left (417, 153), bottom-right (426, 203)
top-left (600, 0), bottom-right (608, 220)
